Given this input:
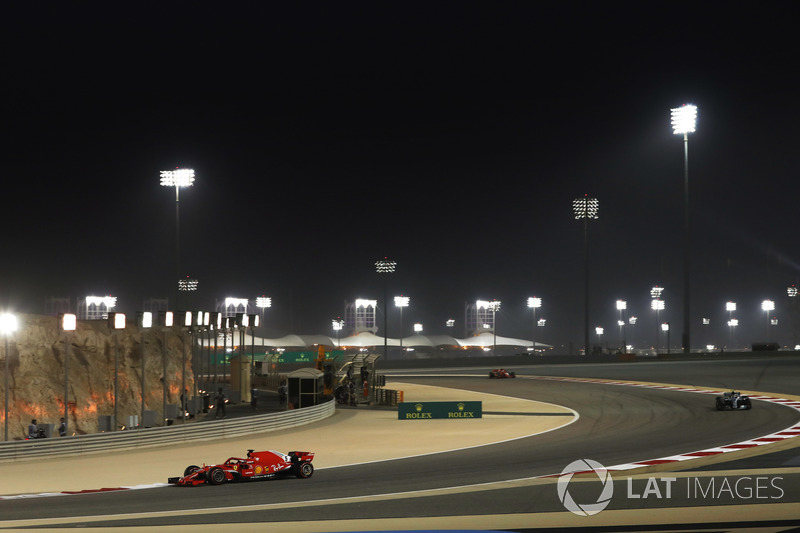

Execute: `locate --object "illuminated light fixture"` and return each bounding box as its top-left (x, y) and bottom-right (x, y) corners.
top-left (788, 286), bottom-right (798, 298)
top-left (616, 300), bottom-right (627, 311)
top-left (726, 301), bottom-right (737, 313)
top-left (762, 299), bottom-right (775, 312)
top-left (629, 316), bottom-right (637, 325)
top-left (651, 299), bottom-right (665, 311)
top-left (375, 258), bottom-right (396, 273)
top-left (671, 104), bottom-right (697, 135)
top-left (159, 168), bottom-right (196, 188)
top-left (159, 310), bottom-right (174, 327)
top-left (572, 195), bottom-right (599, 220)
top-left (661, 323), bottom-right (670, 331)
top-left (414, 323), bottom-right (423, 333)
top-left (178, 277), bottom-right (198, 291)
top-left (332, 319), bottom-right (344, 331)
top-left (61, 313), bottom-right (77, 332)
top-left (595, 327), bottom-right (604, 335)
top-left (256, 296), bottom-right (272, 309)
top-left (137, 311), bottom-right (153, 329)
top-left (650, 286), bottom-right (664, 299)
top-left (538, 318), bottom-right (546, 327)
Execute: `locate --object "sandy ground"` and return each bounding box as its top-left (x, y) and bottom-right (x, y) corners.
top-left (0, 382), bottom-right (574, 496)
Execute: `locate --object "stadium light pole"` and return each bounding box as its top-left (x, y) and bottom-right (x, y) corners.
top-left (616, 300), bottom-right (627, 353)
top-left (394, 296), bottom-right (410, 351)
top-left (488, 300), bottom-right (501, 356)
top-left (108, 312), bottom-right (126, 431)
top-left (332, 318), bottom-right (345, 347)
top-left (60, 313), bottom-right (77, 437)
top-left (2, 313), bottom-right (18, 441)
top-left (671, 104), bottom-right (697, 353)
top-left (376, 258), bottom-right (396, 360)
top-left (573, 195), bottom-right (599, 355)
top-left (787, 286), bottom-right (798, 349)
top-left (726, 302), bottom-right (736, 349)
top-left (762, 299), bottom-right (775, 341)
top-left (136, 312), bottom-right (152, 428)
top-left (527, 297), bottom-right (542, 353)
top-left (160, 168), bottom-right (195, 313)
top-left (651, 298), bottom-right (665, 352)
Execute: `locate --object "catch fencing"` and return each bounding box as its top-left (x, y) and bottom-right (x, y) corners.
top-left (0, 399), bottom-right (335, 463)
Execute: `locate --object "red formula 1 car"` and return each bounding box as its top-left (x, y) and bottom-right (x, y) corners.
top-left (168, 449), bottom-right (315, 486)
top-left (488, 368), bottom-right (516, 379)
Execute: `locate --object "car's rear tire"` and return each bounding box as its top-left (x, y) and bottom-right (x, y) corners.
top-left (489, 372), bottom-right (495, 378)
top-left (294, 462), bottom-right (314, 479)
top-left (184, 465), bottom-right (201, 477)
top-left (208, 467), bottom-right (227, 485)
top-left (715, 398), bottom-right (724, 410)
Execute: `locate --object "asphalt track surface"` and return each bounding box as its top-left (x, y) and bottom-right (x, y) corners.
top-left (1, 356), bottom-right (799, 531)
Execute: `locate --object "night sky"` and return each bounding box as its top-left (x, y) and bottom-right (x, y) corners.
top-left (3, 2), bottom-right (799, 351)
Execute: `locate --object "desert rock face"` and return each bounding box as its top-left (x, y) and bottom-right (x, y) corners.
top-left (1, 314), bottom-right (194, 440)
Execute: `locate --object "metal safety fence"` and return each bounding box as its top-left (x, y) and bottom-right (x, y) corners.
top-left (0, 399), bottom-right (335, 463)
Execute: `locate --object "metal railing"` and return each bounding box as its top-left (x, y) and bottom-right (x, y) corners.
top-left (0, 399), bottom-right (335, 463)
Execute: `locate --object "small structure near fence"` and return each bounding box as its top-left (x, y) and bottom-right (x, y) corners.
top-left (287, 368), bottom-right (325, 408)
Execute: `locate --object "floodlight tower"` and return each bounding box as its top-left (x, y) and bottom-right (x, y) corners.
top-left (573, 194), bottom-right (599, 355)
top-left (256, 296), bottom-right (272, 330)
top-left (527, 297), bottom-right (542, 353)
top-left (375, 258), bottom-right (396, 360)
top-left (488, 300), bottom-right (501, 356)
top-left (394, 296), bottom-right (410, 351)
top-left (616, 300), bottom-right (627, 353)
top-left (160, 168), bottom-right (195, 312)
top-left (2, 313), bottom-right (18, 441)
top-left (671, 104), bottom-right (697, 353)
top-left (762, 299), bottom-right (775, 341)
top-left (332, 318), bottom-right (345, 347)
top-left (726, 301), bottom-right (736, 349)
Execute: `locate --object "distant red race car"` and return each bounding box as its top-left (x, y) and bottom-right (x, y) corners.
top-left (488, 369), bottom-right (516, 379)
top-left (168, 449), bottom-right (315, 486)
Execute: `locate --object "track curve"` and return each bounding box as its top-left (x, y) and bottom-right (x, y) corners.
top-left (1, 369), bottom-right (797, 530)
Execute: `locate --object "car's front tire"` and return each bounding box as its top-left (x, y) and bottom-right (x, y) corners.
top-left (208, 468), bottom-right (227, 485)
top-left (184, 465), bottom-right (202, 477)
top-left (294, 462), bottom-right (314, 479)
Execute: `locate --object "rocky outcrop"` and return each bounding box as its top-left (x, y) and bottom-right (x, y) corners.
top-left (1, 314), bottom-right (194, 440)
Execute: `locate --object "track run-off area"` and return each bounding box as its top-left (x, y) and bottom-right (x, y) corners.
top-left (0, 355), bottom-right (799, 531)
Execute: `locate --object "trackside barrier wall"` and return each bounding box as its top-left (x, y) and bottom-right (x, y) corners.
top-left (0, 399), bottom-right (335, 463)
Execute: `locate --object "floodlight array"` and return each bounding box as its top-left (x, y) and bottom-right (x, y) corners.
top-left (375, 258), bottom-right (397, 273)
top-left (671, 104), bottom-right (697, 135)
top-left (572, 195), bottom-right (599, 219)
top-left (159, 168), bottom-right (196, 188)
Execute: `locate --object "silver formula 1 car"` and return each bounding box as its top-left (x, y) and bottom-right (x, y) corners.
top-left (715, 391), bottom-right (752, 410)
